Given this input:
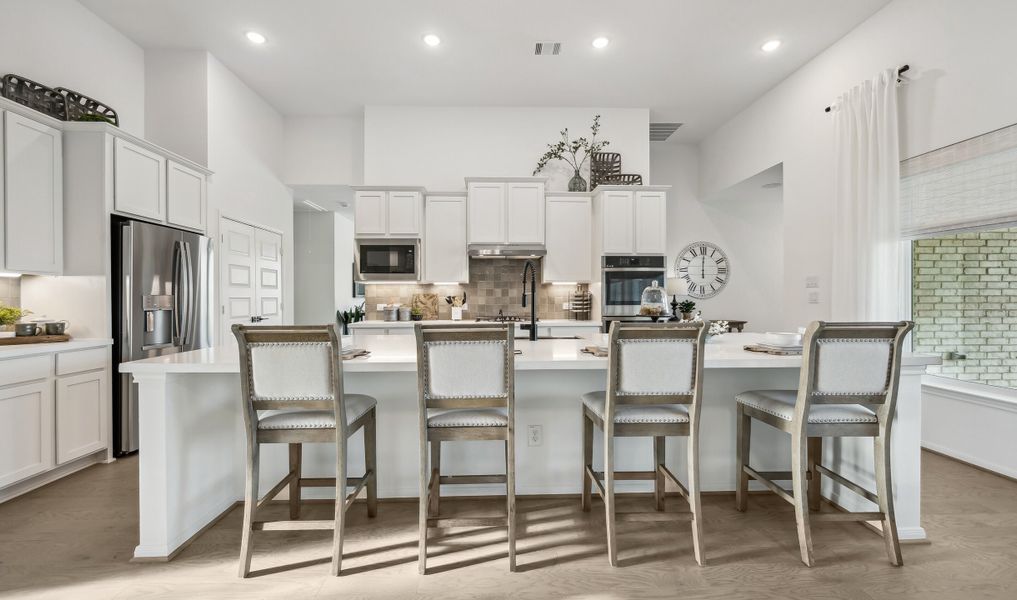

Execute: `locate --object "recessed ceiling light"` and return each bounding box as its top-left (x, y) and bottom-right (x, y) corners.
top-left (592, 37), bottom-right (610, 49)
top-left (245, 31), bottom-right (267, 45)
top-left (423, 34), bottom-right (441, 47)
top-left (761, 39), bottom-right (782, 53)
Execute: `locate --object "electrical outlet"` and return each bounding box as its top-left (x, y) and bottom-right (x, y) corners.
top-left (805, 276), bottom-right (820, 289)
top-left (376, 304), bottom-right (387, 311)
top-left (527, 424), bottom-right (543, 447)
top-left (562, 302), bottom-right (571, 310)
top-left (808, 291), bottom-right (820, 304)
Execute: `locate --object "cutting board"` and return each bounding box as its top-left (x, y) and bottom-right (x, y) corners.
top-left (0, 334), bottom-right (71, 346)
top-left (411, 293), bottom-right (440, 320)
top-left (744, 344), bottom-right (801, 356)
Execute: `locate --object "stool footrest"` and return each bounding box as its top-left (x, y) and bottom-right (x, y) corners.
top-left (813, 511), bottom-right (885, 522)
top-left (253, 519), bottom-right (333, 531)
top-left (616, 511), bottom-right (694, 523)
top-left (427, 516), bottom-right (507, 529)
top-left (657, 464), bottom-right (689, 500)
top-left (815, 464), bottom-right (879, 504)
top-left (744, 465), bottom-right (795, 505)
top-left (438, 474), bottom-right (508, 485)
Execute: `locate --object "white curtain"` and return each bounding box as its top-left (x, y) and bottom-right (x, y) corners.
top-left (831, 68), bottom-right (901, 321)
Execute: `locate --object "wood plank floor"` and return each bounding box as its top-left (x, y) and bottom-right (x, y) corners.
top-left (1, 450), bottom-right (1015, 599)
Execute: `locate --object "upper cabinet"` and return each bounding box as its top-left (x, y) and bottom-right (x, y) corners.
top-left (466, 177), bottom-right (546, 244)
top-left (2, 110), bottom-right (63, 275)
top-left (544, 195), bottom-right (592, 283)
top-left (424, 194), bottom-right (469, 283)
top-left (113, 138), bottom-right (166, 221)
top-left (594, 186), bottom-right (669, 255)
top-left (353, 188), bottom-right (424, 238)
top-left (166, 160), bottom-right (207, 231)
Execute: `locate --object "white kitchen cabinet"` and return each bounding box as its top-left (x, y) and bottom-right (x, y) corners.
top-left (506, 182), bottom-right (545, 244)
top-left (387, 191), bottom-right (423, 236)
top-left (600, 191), bottom-right (636, 254)
top-left (595, 187), bottom-right (669, 256)
top-left (166, 160), bottom-right (206, 231)
top-left (2, 111), bottom-right (63, 275)
top-left (467, 181), bottom-right (506, 243)
top-left (0, 380), bottom-right (54, 488)
top-left (634, 191), bottom-right (667, 254)
top-left (354, 190), bottom-right (387, 236)
top-left (55, 370), bottom-right (108, 465)
top-left (113, 137), bottom-right (166, 221)
top-left (544, 195), bottom-right (592, 282)
top-left (354, 188), bottom-right (424, 238)
top-left (424, 195), bottom-right (469, 283)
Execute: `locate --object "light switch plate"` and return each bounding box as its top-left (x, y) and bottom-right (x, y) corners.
top-left (805, 276), bottom-right (820, 289)
top-left (808, 291), bottom-right (820, 304)
top-left (527, 425), bottom-right (543, 447)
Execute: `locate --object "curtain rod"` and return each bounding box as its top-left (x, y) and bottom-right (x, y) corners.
top-left (823, 65), bottom-right (909, 113)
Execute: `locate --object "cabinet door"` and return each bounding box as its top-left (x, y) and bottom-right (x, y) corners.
top-left (55, 370), bottom-right (108, 464)
top-left (387, 191), bottom-right (422, 237)
top-left (601, 191), bottom-right (635, 254)
top-left (0, 381), bottom-right (54, 488)
top-left (634, 191), bottom-right (667, 254)
top-left (544, 196), bottom-right (592, 282)
top-left (467, 182), bottom-right (506, 243)
top-left (166, 161), bottom-right (207, 231)
top-left (113, 137), bottom-right (166, 221)
top-left (3, 112), bottom-right (63, 274)
top-left (255, 228), bottom-right (284, 326)
top-left (506, 182), bottom-right (545, 244)
top-left (424, 196), bottom-right (468, 283)
top-left (354, 191), bottom-right (387, 236)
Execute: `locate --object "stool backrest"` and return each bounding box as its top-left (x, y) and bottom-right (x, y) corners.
top-left (605, 321), bottom-right (708, 424)
top-left (414, 323), bottom-right (514, 412)
top-left (233, 324), bottom-right (346, 437)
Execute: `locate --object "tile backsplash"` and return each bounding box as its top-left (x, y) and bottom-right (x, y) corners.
top-left (363, 260), bottom-right (588, 321)
top-left (0, 277), bottom-right (21, 309)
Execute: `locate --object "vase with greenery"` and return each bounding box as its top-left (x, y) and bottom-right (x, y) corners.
top-left (337, 302), bottom-right (366, 336)
top-left (677, 299), bottom-right (696, 321)
top-left (532, 115), bottom-right (609, 192)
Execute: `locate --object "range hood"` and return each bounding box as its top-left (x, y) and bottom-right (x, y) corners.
top-left (468, 244), bottom-right (546, 259)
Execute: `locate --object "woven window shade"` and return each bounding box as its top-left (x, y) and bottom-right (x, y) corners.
top-left (901, 123), bottom-right (1017, 238)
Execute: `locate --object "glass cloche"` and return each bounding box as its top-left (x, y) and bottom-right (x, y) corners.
top-left (639, 281), bottom-right (668, 319)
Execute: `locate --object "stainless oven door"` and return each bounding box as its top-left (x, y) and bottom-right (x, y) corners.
top-left (356, 240), bottom-right (419, 281)
top-left (601, 267), bottom-right (666, 316)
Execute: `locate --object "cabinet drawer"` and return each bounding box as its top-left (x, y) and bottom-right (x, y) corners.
top-left (0, 354), bottom-right (52, 386)
top-left (56, 347), bottom-right (108, 376)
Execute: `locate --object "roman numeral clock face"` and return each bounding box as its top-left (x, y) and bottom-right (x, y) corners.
top-left (676, 241), bottom-right (729, 299)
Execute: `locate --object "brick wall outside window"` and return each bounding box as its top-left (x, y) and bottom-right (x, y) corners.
top-left (912, 227), bottom-right (1017, 388)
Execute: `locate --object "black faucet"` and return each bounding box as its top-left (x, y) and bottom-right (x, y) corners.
top-left (521, 260), bottom-right (538, 341)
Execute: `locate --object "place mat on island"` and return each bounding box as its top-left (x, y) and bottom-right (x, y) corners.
top-left (744, 344), bottom-right (801, 356)
top-left (341, 348), bottom-right (371, 360)
top-left (581, 346), bottom-right (608, 357)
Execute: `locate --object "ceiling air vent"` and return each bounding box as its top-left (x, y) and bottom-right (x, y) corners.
top-left (649, 122), bottom-right (683, 141)
top-left (534, 42), bottom-right (562, 56)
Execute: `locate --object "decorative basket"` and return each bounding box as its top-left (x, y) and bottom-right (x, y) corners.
top-left (0, 74), bottom-right (66, 121)
top-left (602, 173), bottom-right (643, 186)
top-left (55, 87), bottom-right (119, 126)
top-left (590, 152), bottom-right (622, 188)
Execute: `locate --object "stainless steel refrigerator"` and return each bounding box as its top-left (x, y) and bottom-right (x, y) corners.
top-left (112, 217), bottom-right (214, 455)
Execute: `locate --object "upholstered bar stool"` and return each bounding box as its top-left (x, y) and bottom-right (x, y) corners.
top-left (581, 321), bottom-right (709, 567)
top-left (414, 323), bottom-right (516, 573)
top-left (734, 320), bottom-right (914, 567)
top-left (233, 324), bottom-right (378, 577)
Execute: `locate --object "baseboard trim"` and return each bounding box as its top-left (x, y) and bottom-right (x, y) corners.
top-left (922, 445), bottom-right (1017, 485)
top-left (0, 450), bottom-right (106, 504)
top-left (132, 501), bottom-right (240, 563)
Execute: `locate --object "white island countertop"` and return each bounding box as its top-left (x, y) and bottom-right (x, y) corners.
top-left (348, 319), bottom-right (601, 329)
top-left (120, 333), bottom-right (938, 375)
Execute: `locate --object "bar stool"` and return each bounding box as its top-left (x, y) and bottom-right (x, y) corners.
top-left (233, 324), bottom-right (378, 577)
top-left (734, 320), bottom-right (914, 566)
top-left (414, 323), bottom-right (516, 573)
top-left (581, 321), bottom-right (709, 566)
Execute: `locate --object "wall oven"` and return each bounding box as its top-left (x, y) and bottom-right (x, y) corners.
top-left (601, 255), bottom-right (667, 318)
top-left (356, 239), bottom-right (419, 281)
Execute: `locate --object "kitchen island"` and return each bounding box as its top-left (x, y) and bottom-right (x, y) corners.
top-left (121, 333), bottom-right (938, 560)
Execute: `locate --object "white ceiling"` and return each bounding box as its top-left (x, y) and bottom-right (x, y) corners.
top-left (81, 0), bottom-right (890, 141)
top-left (291, 185), bottom-right (355, 217)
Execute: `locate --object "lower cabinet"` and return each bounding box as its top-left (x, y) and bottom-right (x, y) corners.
top-left (55, 370), bottom-right (108, 465)
top-left (0, 381), bottom-right (55, 488)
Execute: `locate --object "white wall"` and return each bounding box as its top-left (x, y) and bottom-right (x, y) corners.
top-left (652, 144), bottom-right (785, 332)
top-left (283, 116), bottom-right (363, 185)
top-left (0, 0), bottom-right (146, 136)
top-left (335, 213), bottom-right (355, 312)
top-left (144, 50), bottom-right (208, 166)
top-left (363, 106), bottom-right (649, 189)
top-left (698, 0), bottom-right (1017, 326)
top-left (293, 211), bottom-right (336, 325)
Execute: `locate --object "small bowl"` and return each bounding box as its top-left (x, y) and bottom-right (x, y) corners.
top-left (764, 331), bottom-right (802, 347)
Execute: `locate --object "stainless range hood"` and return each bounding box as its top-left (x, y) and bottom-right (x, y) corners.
top-left (468, 244), bottom-right (546, 259)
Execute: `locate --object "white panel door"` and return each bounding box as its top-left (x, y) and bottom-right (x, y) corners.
top-left (113, 138), bottom-right (166, 221)
top-left (544, 196), bottom-right (592, 282)
top-left (467, 182), bottom-right (506, 243)
top-left (3, 111), bottom-right (62, 274)
top-left (424, 196), bottom-right (468, 283)
top-left (354, 191), bottom-right (387, 236)
top-left (166, 161), bottom-right (206, 231)
top-left (506, 182), bottom-right (545, 244)
top-left (0, 381), bottom-right (54, 488)
top-left (601, 191), bottom-right (635, 254)
top-left (255, 228), bottom-right (283, 326)
top-left (387, 191), bottom-right (422, 237)
top-left (634, 191), bottom-right (667, 254)
top-left (55, 370), bottom-right (108, 464)
top-left (220, 218), bottom-right (257, 347)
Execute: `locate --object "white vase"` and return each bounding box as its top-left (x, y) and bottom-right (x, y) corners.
top-left (451, 307), bottom-right (463, 321)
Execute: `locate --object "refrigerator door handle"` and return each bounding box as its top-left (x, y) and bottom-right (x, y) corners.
top-left (172, 240), bottom-right (183, 345)
top-left (182, 241), bottom-right (195, 347)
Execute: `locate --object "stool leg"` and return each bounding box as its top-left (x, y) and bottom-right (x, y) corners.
top-left (418, 431), bottom-right (429, 574)
top-left (331, 437), bottom-right (348, 576)
top-left (604, 431), bottom-right (618, 567)
top-left (581, 413), bottom-right (593, 512)
top-left (506, 437), bottom-right (517, 572)
top-left (365, 409), bottom-right (378, 518)
top-left (791, 434), bottom-right (815, 567)
top-left (288, 443), bottom-right (302, 520)
top-left (874, 436), bottom-right (903, 566)
top-left (807, 437), bottom-right (822, 512)
top-left (688, 434), bottom-right (705, 566)
top-left (238, 444), bottom-right (259, 578)
top-left (428, 440), bottom-right (441, 518)
top-left (653, 436), bottom-right (665, 511)
top-left (735, 404), bottom-right (750, 512)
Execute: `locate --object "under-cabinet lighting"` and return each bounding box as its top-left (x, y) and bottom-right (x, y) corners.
top-left (245, 31), bottom-right (267, 45)
top-left (551, 282), bottom-right (578, 286)
top-left (431, 282), bottom-right (461, 286)
top-left (761, 39), bottom-right (782, 52)
top-left (0, 272), bottom-right (22, 278)
top-left (301, 200), bottom-right (328, 212)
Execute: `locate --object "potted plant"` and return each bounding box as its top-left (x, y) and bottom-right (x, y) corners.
top-left (410, 308), bottom-right (423, 321)
top-left (0, 304), bottom-right (28, 338)
top-left (532, 115), bottom-right (609, 192)
top-left (336, 302), bottom-right (366, 336)
top-left (677, 300), bottom-right (696, 321)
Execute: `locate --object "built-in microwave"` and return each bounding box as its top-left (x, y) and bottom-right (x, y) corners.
top-left (356, 239), bottom-right (419, 281)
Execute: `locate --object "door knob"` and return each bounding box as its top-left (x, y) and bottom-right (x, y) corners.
top-left (250, 316), bottom-right (266, 323)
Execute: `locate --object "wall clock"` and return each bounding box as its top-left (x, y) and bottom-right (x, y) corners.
top-left (675, 241), bottom-right (729, 299)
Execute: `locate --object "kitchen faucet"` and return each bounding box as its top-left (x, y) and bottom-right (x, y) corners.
top-left (521, 259), bottom-right (538, 341)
